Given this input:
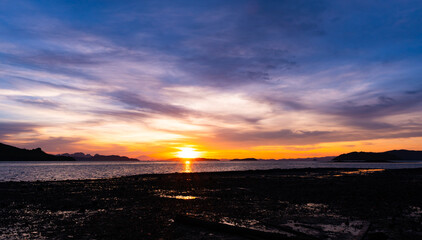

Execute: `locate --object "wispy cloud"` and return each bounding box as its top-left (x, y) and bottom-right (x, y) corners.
top-left (0, 122), bottom-right (38, 139)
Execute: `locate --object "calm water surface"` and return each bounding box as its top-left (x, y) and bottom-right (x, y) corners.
top-left (1, 160), bottom-right (421, 182)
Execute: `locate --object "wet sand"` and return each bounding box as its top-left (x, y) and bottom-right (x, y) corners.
top-left (0, 168), bottom-right (421, 239)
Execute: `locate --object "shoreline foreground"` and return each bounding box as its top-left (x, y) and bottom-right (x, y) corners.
top-left (1, 168), bottom-right (421, 239)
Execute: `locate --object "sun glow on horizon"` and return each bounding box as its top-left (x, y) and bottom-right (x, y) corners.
top-left (176, 147), bottom-right (201, 159)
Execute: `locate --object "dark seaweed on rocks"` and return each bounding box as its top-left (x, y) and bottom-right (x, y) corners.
top-left (0, 168), bottom-right (421, 239)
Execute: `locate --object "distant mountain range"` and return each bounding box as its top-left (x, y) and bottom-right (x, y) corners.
top-left (271, 156), bottom-right (335, 161)
top-left (333, 150), bottom-right (422, 162)
top-left (231, 158), bottom-right (258, 161)
top-left (167, 158), bottom-right (219, 162)
top-left (0, 143), bottom-right (74, 161)
top-left (58, 152), bottom-right (139, 161)
top-left (2, 142), bottom-right (420, 163)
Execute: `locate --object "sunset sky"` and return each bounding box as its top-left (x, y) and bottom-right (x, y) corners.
top-left (1, 0), bottom-right (422, 159)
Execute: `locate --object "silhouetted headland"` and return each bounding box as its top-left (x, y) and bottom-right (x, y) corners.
top-left (58, 152), bottom-right (139, 161)
top-left (0, 143), bottom-right (74, 161)
top-left (333, 150), bottom-right (422, 162)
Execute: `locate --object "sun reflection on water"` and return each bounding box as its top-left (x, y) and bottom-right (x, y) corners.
top-left (183, 160), bottom-right (192, 173)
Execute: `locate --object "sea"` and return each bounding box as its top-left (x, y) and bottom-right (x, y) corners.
top-left (1, 160), bottom-right (422, 182)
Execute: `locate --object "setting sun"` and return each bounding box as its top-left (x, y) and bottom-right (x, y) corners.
top-left (176, 147), bottom-right (201, 159)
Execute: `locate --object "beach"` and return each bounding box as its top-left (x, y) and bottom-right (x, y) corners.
top-left (1, 168), bottom-right (421, 239)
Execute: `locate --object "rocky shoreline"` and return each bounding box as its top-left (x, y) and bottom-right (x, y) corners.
top-left (1, 168), bottom-right (421, 239)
